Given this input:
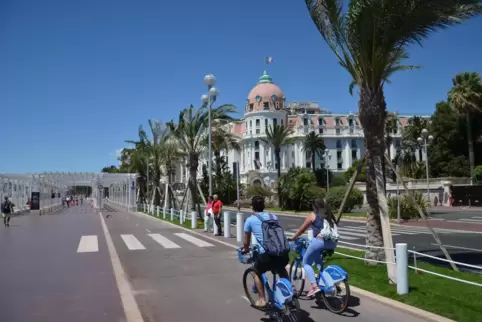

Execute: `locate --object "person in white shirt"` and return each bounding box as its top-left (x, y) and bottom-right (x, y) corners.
top-left (290, 198), bottom-right (339, 297)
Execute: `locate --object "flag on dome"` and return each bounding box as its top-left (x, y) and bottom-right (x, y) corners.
top-left (265, 57), bottom-right (273, 64)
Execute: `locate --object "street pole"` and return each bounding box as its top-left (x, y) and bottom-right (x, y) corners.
top-left (396, 163), bottom-right (400, 223)
top-left (236, 161), bottom-right (240, 212)
top-left (418, 129), bottom-right (433, 207)
top-left (146, 156), bottom-right (149, 204)
top-left (203, 74), bottom-right (219, 198)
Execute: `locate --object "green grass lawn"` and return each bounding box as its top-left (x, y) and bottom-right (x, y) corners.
top-left (310, 248), bottom-right (482, 321)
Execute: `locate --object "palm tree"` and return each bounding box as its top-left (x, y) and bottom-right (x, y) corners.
top-left (207, 121), bottom-right (241, 179)
top-left (448, 72), bottom-right (482, 184)
top-left (403, 116), bottom-right (431, 162)
top-left (160, 140), bottom-right (184, 209)
top-left (304, 0), bottom-right (482, 278)
top-left (262, 124), bottom-right (295, 206)
top-left (126, 120), bottom-right (168, 206)
top-left (167, 104), bottom-right (236, 213)
top-left (302, 131), bottom-right (326, 173)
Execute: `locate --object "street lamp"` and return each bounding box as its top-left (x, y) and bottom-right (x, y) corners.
top-left (202, 74), bottom-right (219, 197)
top-left (417, 129), bottom-right (434, 206)
top-left (324, 151), bottom-right (332, 191)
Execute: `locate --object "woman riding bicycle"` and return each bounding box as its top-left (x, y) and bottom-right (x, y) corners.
top-left (290, 198), bottom-right (339, 297)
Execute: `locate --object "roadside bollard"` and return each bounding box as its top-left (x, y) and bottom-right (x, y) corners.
top-left (191, 211), bottom-right (197, 229)
top-left (163, 207), bottom-right (166, 219)
top-left (307, 228), bottom-right (314, 241)
top-left (396, 243), bottom-right (409, 295)
top-left (180, 210), bottom-right (184, 224)
top-left (157, 206), bottom-right (160, 217)
top-left (143, 204), bottom-right (146, 212)
top-left (204, 209), bottom-right (208, 231)
top-left (224, 211), bottom-right (231, 238)
top-left (170, 208), bottom-right (174, 221)
top-left (236, 213), bottom-right (244, 243)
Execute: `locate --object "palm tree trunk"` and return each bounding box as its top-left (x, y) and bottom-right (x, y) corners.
top-left (275, 148), bottom-right (282, 207)
top-left (188, 153), bottom-right (199, 212)
top-left (466, 113), bottom-right (475, 183)
top-left (359, 89), bottom-right (397, 282)
top-left (311, 152), bottom-right (316, 173)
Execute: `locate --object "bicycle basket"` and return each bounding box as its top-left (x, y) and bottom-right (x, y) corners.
top-left (237, 248), bottom-right (256, 264)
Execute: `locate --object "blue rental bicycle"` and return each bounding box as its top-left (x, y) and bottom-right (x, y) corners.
top-left (237, 245), bottom-right (300, 322)
top-left (289, 237), bottom-right (350, 314)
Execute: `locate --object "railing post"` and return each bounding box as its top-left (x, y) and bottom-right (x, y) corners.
top-left (204, 209), bottom-right (208, 231)
top-left (396, 243), bottom-right (409, 295)
top-left (163, 207), bottom-right (166, 219)
top-left (223, 211), bottom-right (231, 238)
top-left (307, 228), bottom-right (314, 241)
top-left (191, 211), bottom-right (196, 229)
top-left (143, 204), bottom-right (146, 212)
top-left (170, 208), bottom-right (174, 221)
top-left (156, 206), bottom-right (160, 217)
top-left (180, 210), bottom-right (184, 224)
top-left (236, 212), bottom-right (244, 243)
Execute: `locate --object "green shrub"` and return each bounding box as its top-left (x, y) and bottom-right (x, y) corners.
top-left (388, 191), bottom-right (427, 220)
top-left (325, 186), bottom-right (363, 213)
top-left (246, 185), bottom-right (272, 198)
top-left (279, 168), bottom-right (326, 211)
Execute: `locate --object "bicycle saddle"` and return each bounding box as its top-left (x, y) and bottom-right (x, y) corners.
top-left (322, 249), bottom-right (335, 257)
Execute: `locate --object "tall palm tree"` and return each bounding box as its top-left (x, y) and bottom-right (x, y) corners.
top-left (448, 72), bottom-right (482, 184)
top-left (206, 122), bottom-right (241, 178)
top-left (262, 124), bottom-right (295, 206)
top-left (126, 120), bottom-right (168, 206)
top-left (302, 131), bottom-right (326, 173)
top-left (160, 140), bottom-right (185, 209)
top-left (403, 116), bottom-right (431, 162)
top-left (167, 104), bottom-right (236, 212)
top-left (304, 0), bottom-right (482, 279)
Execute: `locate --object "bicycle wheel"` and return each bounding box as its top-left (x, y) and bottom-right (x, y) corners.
top-left (284, 297), bottom-right (301, 322)
top-left (321, 279), bottom-right (350, 314)
top-left (242, 267), bottom-right (259, 307)
top-left (289, 261), bottom-right (305, 296)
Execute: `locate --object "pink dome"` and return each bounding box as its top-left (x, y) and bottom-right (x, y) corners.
top-left (248, 83), bottom-right (284, 102)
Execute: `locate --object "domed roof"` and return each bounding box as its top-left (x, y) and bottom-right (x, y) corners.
top-left (247, 71), bottom-right (284, 103)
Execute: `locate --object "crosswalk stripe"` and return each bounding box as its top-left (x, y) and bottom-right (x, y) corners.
top-left (120, 234), bottom-right (146, 250)
top-left (459, 218), bottom-right (482, 223)
top-left (77, 235), bottom-right (99, 253)
top-left (148, 233), bottom-right (181, 249)
top-left (174, 233), bottom-right (214, 247)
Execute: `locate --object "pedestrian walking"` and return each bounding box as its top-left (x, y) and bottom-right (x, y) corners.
top-left (204, 196), bottom-right (214, 233)
top-left (1, 196), bottom-right (15, 227)
top-left (212, 194), bottom-right (223, 236)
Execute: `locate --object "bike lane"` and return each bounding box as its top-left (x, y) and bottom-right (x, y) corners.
top-left (107, 209), bottom-right (429, 322)
top-left (0, 206), bottom-right (125, 322)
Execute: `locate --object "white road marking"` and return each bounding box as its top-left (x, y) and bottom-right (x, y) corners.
top-left (241, 295), bottom-right (251, 304)
top-left (430, 243), bottom-right (482, 253)
top-left (148, 233), bottom-right (180, 249)
top-left (174, 232), bottom-right (214, 247)
top-left (459, 218), bottom-right (482, 223)
top-left (146, 229), bottom-right (151, 233)
top-left (471, 216), bottom-right (482, 219)
top-left (99, 212), bottom-right (144, 322)
top-left (120, 234), bottom-right (146, 250)
top-left (77, 235), bottom-right (99, 253)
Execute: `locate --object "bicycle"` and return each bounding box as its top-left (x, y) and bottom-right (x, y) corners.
top-left (237, 246), bottom-right (300, 322)
top-left (289, 237), bottom-right (350, 314)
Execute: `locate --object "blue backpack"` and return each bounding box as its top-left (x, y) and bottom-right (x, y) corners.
top-left (254, 213), bottom-right (290, 256)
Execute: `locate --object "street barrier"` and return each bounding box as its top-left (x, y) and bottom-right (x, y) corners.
top-left (108, 201), bottom-right (482, 294)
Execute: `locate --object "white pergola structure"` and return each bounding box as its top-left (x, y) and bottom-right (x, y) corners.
top-left (0, 172), bottom-right (138, 213)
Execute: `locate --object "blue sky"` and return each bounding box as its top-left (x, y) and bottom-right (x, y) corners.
top-left (1, 0), bottom-right (481, 173)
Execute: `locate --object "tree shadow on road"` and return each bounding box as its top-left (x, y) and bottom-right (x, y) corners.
top-left (306, 294), bottom-right (360, 318)
top-left (260, 308), bottom-right (316, 322)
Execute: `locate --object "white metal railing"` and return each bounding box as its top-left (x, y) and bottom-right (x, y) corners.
top-left (111, 201), bottom-right (482, 294)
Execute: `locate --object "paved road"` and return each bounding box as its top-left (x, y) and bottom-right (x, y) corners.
top-left (230, 209), bottom-right (482, 273)
top-left (1, 205), bottom-right (429, 322)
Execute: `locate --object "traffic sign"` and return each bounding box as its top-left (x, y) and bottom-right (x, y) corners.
top-left (98, 184), bottom-right (104, 190)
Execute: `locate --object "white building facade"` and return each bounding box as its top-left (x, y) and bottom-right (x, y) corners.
top-left (174, 71), bottom-right (416, 188)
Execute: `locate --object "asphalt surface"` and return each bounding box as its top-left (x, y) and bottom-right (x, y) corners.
top-left (231, 209), bottom-right (482, 273)
top-left (1, 204), bottom-right (430, 322)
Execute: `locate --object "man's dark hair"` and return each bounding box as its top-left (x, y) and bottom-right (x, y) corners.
top-left (251, 196), bottom-right (265, 212)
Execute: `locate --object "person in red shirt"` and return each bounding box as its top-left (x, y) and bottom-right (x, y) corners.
top-left (212, 194), bottom-right (223, 236)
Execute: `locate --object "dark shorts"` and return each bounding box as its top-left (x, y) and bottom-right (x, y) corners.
top-left (254, 252), bottom-right (290, 275)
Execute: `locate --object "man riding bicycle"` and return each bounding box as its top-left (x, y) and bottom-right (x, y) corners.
top-left (242, 196), bottom-right (290, 308)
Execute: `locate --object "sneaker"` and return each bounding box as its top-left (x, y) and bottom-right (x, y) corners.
top-left (255, 299), bottom-right (267, 308)
top-left (306, 287), bottom-right (320, 297)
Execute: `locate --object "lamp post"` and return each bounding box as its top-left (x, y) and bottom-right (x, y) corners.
top-left (324, 151), bottom-right (332, 191)
top-left (201, 74), bottom-right (219, 197)
top-left (417, 128), bottom-right (434, 206)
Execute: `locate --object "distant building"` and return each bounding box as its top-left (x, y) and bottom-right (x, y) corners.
top-left (174, 71), bottom-right (423, 188)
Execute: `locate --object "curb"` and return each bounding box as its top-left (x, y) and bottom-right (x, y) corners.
top-left (127, 206), bottom-right (453, 322)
